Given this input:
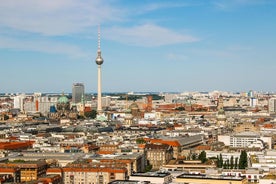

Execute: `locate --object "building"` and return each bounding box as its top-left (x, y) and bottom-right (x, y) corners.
top-left (218, 132), bottom-right (270, 149)
top-left (234, 122), bottom-right (259, 133)
top-left (72, 83), bottom-right (85, 104)
top-left (13, 94), bottom-right (25, 111)
top-left (144, 144), bottom-right (173, 170)
top-left (174, 173), bottom-right (247, 184)
top-left (24, 95), bottom-right (58, 116)
top-left (269, 98), bottom-right (276, 114)
top-left (0, 167), bottom-right (20, 183)
top-left (259, 174), bottom-right (276, 184)
top-left (48, 162), bottom-right (128, 184)
top-left (129, 172), bottom-right (172, 184)
top-left (0, 160), bottom-right (48, 183)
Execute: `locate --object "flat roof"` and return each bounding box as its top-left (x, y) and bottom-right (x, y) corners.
top-left (177, 174), bottom-right (245, 181)
top-left (131, 172), bottom-right (170, 178)
top-left (108, 180), bottom-right (150, 184)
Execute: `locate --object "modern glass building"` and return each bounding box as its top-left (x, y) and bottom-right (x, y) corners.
top-left (72, 83), bottom-right (84, 104)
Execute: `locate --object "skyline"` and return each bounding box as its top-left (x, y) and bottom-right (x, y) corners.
top-left (1, 0), bottom-right (276, 93)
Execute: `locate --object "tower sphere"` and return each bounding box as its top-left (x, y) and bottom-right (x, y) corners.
top-left (96, 54), bottom-right (104, 65)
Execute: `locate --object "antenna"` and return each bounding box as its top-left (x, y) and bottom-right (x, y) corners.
top-left (95, 25), bottom-right (103, 65)
top-left (98, 25), bottom-right (101, 51)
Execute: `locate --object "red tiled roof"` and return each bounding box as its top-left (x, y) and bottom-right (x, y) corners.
top-left (149, 139), bottom-right (181, 147)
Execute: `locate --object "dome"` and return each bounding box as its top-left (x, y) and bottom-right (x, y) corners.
top-left (129, 102), bottom-right (139, 110)
top-left (218, 109), bottom-right (225, 115)
top-left (58, 95), bottom-right (69, 104)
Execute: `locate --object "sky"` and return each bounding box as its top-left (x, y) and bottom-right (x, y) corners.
top-left (0, 0), bottom-right (276, 93)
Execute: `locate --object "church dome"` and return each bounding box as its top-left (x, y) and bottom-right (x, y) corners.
top-left (58, 95), bottom-right (69, 104)
top-left (129, 102), bottom-right (139, 110)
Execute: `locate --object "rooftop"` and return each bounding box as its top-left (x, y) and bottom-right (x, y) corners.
top-left (176, 173), bottom-right (245, 181)
top-left (109, 181), bottom-right (150, 184)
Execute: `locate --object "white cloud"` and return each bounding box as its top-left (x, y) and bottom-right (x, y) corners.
top-left (213, 0), bottom-right (273, 10)
top-left (0, 0), bottom-right (122, 36)
top-left (167, 53), bottom-right (189, 62)
top-left (141, 2), bottom-right (200, 12)
top-left (104, 24), bottom-right (199, 47)
top-left (0, 36), bottom-right (87, 58)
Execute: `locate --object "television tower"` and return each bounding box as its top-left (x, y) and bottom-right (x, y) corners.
top-left (95, 25), bottom-right (104, 114)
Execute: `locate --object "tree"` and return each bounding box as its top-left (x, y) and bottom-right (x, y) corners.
top-left (198, 151), bottom-right (207, 163)
top-left (219, 154), bottom-right (223, 168)
top-left (230, 156), bottom-right (234, 169)
top-left (4, 114), bottom-right (9, 120)
top-left (84, 110), bottom-right (97, 119)
top-left (226, 159), bottom-right (230, 169)
top-left (216, 155), bottom-right (220, 167)
top-left (238, 150), bottom-right (248, 169)
top-left (175, 106), bottom-right (185, 111)
top-left (234, 157), bottom-right (238, 169)
top-left (223, 160), bottom-right (227, 169)
top-left (191, 153), bottom-right (197, 160)
top-left (136, 138), bottom-right (146, 144)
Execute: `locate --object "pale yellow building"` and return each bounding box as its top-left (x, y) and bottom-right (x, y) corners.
top-left (174, 173), bottom-right (248, 184)
top-left (234, 122), bottom-right (259, 133)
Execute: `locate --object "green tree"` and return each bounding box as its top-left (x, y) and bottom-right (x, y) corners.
top-left (219, 154), bottom-right (223, 168)
top-left (226, 159), bottom-right (230, 169)
top-left (198, 151), bottom-right (207, 163)
top-left (84, 110), bottom-right (97, 119)
top-left (216, 155), bottom-right (220, 167)
top-left (4, 114), bottom-right (9, 120)
top-left (191, 153), bottom-right (197, 160)
top-left (230, 156), bottom-right (234, 169)
top-left (223, 160), bottom-right (227, 169)
top-left (136, 138), bottom-right (146, 144)
top-left (234, 157), bottom-right (238, 169)
top-left (175, 106), bottom-right (185, 111)
top-left (238, 150), bottom-right (248, 169)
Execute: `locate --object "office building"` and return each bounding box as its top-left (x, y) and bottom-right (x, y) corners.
top-left (269, 98), bottom-right (276, 114)
top-left (72, 83), bottom-right (85, 104)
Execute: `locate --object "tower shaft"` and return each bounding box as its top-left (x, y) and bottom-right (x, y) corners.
top-left (95, 25), bottom-right (104, 115)
top-left (97, 65), bottom-right (102, 113)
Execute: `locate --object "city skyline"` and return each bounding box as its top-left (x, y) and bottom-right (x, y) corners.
top-left (1, 0), bottom-right (276, 93)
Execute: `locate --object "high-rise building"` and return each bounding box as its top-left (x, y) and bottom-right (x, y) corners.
top-left (13, 94), bottom-right (25, 111)
top-left (269, 98), bottom-right (276, 114)
top-left (72, 83), bottom-right (84, 104)
top-left (95, 26), bottom-right (104, 114)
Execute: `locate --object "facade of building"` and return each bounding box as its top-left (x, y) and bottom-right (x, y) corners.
top-left (0, 161), bottom-right (48, 183)
top-left (175, 173), bottom-right (247, 184)
top-left (129, 172), bottom-right (172, 184)
top-left (72, 83), bottom-right (85, 104)
top-left (218, 132), bottom-right (270, 149)
top-left (145, 144), bottom-right (173, 170)
top-left (48, 163), bottom-right (128, 184)
top-left (269, 98), bottom-right (276, 114)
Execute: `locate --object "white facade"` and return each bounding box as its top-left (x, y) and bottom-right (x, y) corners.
top-left (269, 98), bottom-right (276, 113)
top-left (144, 112), bottom-right (156, 120)
top-left (250, 98), bottom-right (258, 107)
top-left (13, 94), bottom-right (25, 110)
top-left (218, 132), bottom-right (270, 149)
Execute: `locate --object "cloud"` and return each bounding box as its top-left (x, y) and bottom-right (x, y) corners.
top-left (212, 0), bottom-right (273, 10)
top-left (0, 0), bottom-right (122, 36)
top-left (141, 1), bottom-right (200, 12)
top-left (0, 35), bottom-right (87, 58)
top-left (167, 53), bottom-right (189, 62)
top-left (104, 24), bottom-right (199, 47)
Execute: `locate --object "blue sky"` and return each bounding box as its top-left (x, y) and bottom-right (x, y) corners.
top-left (0, 0), bottom-right (276, 93)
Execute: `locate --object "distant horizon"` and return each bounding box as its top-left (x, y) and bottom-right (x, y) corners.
top-left (1, 90), bottom-right (276, 96)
